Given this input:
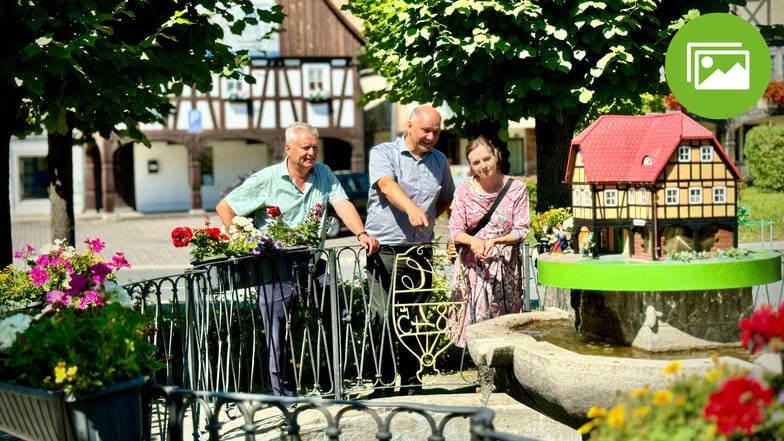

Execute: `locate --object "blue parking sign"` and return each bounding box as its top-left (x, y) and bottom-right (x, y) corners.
top-left (188, 109), bottom-right (202, 133)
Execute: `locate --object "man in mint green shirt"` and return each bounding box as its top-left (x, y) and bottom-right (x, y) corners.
top-left (216, 122), bottom-right (378, 396)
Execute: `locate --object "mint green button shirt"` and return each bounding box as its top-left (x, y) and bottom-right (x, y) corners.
top-left (224, 160), bottom-right (348, 238)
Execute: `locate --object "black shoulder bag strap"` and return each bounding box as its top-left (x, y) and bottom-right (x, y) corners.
top-left (467, 178), bottom-right (513, 236)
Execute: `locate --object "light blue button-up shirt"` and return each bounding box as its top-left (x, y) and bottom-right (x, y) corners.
top-left (366, 137), bottom-right (455, 245)
top-left (224, 160), bottom-right (348, 238)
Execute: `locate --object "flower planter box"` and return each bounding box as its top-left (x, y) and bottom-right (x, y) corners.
top-left (0, 376), bottom-right (146, 441)
top-left (195, 247), bottom-right (312, 290)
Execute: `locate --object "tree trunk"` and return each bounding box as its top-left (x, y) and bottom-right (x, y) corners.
top-left (48, 131), bottom-right (76, 246)
top-left (0, 90), bottom-right (20, 268)
top-left (534, 114), bottom-right (579, 213)
top-left (0, 136), bottom-right (11, 268)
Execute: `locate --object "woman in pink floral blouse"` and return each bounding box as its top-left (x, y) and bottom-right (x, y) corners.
top-left (448, 136), bottom-right (531, 347)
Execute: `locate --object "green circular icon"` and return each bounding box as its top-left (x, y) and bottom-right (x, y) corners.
top-left (665, 13), bottom-right (771, 119)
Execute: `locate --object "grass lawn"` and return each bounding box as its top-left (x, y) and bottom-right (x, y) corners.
top-left (738, 186), bottom-right (784, 243)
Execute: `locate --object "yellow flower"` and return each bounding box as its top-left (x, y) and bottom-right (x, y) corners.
top-left (53, 361), bottom-right (77, 384)
top-left (577, 419), bottom-right (597, 434)
top-left (587, 406), bottom-right (607, 418)
top-left (634, 406), bottom-right (651, 418)
top-left (653, 389), bottom-right (673, 405)
top-left (628, 385), bottom-right (649, 398)
top-left (663, 361), bottom-right (682, 375)
top-left (54, 362), bottom-right (67, 384)
top-left (607, 405), bottom-right (625, 429)
top-left (705, 368), bottom-right (723, 382)
top-left (675, 395), bottom-right (687, 406)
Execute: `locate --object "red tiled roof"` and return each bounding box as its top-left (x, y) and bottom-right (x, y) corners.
top-left (565, 112), bottom-right (743, 183)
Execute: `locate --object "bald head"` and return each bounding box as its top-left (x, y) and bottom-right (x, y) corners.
top-left (405, 105), bottom-right (441, 157)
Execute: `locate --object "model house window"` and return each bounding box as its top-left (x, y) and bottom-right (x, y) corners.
top-left (604, 189), bottom-right (618, 207)
top-left (628, 188), bottom-right (636, 205)
top-left (665, 187), bottom-right (679, 205)
top-left (700, 145), bottom-right (713, 162)
top-left (573, 189), bottom-right (582, 207)
top-left (582, 189), bottom-right (592, 207)
top-left (20, 156), bottom-right (48, 199)
top-left (689, 187), bottom-right (702, 204)
top-left (713, 186), bottom-right (727, 203)
top-left (677, 145), bottom-right (691, 162)
top-left (642, 156), bottom-right (653, 166)
top-left (639, 188), bottom-right (648, 205)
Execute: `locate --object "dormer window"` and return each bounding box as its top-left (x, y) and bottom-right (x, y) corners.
top-left (642, 156), bottom-right (653, 166)
top-left (677, 145), bottom-right (691, 162)
top-left (700, 144), bottom-right (714, 162)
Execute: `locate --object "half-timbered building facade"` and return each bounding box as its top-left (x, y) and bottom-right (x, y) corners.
top-left (564, 112), bottom-right (743, 260)
top-left (81, 0), bottom-right (367, 214)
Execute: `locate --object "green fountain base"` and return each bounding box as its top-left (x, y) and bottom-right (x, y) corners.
top-left (536, 250), bottom-right (781, 349)
top-left (537, 250), bottom-right (780, 291)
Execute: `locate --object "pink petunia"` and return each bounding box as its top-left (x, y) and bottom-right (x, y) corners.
top-left (84, 237), bottom-right (106, 253)
top-left (14, 244), bottom-right (35, 260)
top-left (78, 291), bottom-right (104, 309)
top-left (110, 252), bottom-right (131, 270)
top-left (46, 290), bottom-right (73, 307)
top-left (29, 266), bottom-right (50, 286)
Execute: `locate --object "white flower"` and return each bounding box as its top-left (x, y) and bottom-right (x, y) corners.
top-left (103, 281), bottom-right (133, 308)
top-left (562, 217), bottom-right (574, 232)
top-left (0, 313), bottom-right (33, 350)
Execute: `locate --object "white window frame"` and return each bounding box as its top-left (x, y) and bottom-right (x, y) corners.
top-left (573, 189), bottom-right (582, 207)
top-left (700, 145), bottom-right (714, 162)
top-left (688, 187), bottom-right (702, 204)
top-left (303, 63), bottom-right (331, 97)
top-left (604, 189), bottom-right (618, 207)
top-left (582, 189), bottom-right (592, 207)
top-left (677, 145), bottom-right (691, 162)
top-left (628, 188), bottom-right (635, 205)
top-left (713, 186), bottom-right (727, 203)
top-left (639, 188), bottom-right (648, 205)
top-left (665, 187), bottom-right (679, 205)
top-left (642, 156), bottom-right (653, 166)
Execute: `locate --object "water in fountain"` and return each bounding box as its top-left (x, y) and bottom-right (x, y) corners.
top-left (520, 319), bottom-right (752, 361)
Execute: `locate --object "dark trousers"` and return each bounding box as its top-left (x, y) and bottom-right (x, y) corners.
top-left (367, 245), bottom-right (432, 392)
top-left (258, 282), bottom-right (297, 396)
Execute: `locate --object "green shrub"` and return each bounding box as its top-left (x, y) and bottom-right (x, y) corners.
top-left (744, 124), bottom-right (784, 191)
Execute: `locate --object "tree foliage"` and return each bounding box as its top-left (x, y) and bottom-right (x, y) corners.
top-left (0, 0), bottom-right (284, 266)
top-left (344, 0), bottom-right (741, 212)
top-left (745, 124), bottom-right (784, 192)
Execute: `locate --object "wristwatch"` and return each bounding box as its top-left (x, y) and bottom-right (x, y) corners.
top-left (356, 230), bottom-right (368, 240)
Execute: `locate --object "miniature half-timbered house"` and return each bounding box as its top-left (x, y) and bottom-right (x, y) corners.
top-left (563, 112), bottom-right (743, 260)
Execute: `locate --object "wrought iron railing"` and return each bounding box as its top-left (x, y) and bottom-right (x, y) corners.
top-left (145, 384), bottom-right (538, 441)
top-left (126, 243), bottom-right (512, 399)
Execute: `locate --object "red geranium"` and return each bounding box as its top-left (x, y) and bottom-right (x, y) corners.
top-left (266, 206), bottom-right (282, 218)
top-left (739, 302), bottom-right (784, 353)
top-left (703, 376), bottom-right (774, 436)
top-left (171, 226), bottom-right (193, 247)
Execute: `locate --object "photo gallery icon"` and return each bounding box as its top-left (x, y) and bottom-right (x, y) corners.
top-left (686, 42), bottom-right (750, 91)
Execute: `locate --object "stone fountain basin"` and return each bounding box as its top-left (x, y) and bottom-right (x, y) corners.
top-left (465, 309), bottom-right (757, 428)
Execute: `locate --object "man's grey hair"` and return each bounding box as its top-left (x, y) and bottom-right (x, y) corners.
top-left (285, 122), bottom-right (319, 143)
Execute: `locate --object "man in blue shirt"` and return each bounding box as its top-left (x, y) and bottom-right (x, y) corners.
top-left (365, 105), bottom-right (455, 396)
top-left (217, 121), bottom-right (378, 396)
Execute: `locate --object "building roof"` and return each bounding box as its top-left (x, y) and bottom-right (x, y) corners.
top-left (564, 112), bottom-right (743, 183)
